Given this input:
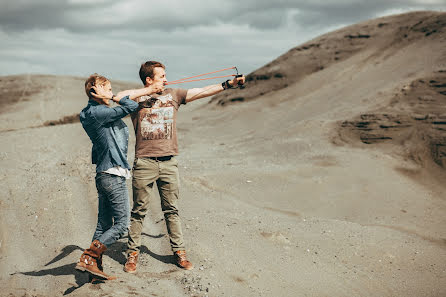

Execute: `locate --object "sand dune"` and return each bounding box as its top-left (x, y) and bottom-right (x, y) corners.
top-left (0, 11), bottom-right (445, 297)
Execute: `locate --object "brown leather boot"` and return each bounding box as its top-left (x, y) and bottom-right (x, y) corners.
top-left (75, 240), bottom-right (115, 279)
top-left (96, 253), bottom-right (117, 280)
top-left (174, 250), bottom-right (194, 270)
top-left (124, 251), bottom-right (139, 273)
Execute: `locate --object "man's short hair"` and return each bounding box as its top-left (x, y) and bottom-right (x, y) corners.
top-left (84, 73), bottom-right (109, 98)
top-left (139, 61), bottom-right (165, 84)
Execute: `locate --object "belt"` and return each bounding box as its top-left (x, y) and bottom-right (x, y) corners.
top-left (148, 155), bottom-right (173, 161)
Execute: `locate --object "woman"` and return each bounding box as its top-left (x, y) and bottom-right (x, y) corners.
top-left (75, 73), bottom-right (163, 280)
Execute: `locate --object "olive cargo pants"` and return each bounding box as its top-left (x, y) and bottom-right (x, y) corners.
top-left (127, 156), bottom-right (185, 255)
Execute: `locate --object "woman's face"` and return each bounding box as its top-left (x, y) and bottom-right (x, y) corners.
top-left (96, 81), bottom-right (113, 105)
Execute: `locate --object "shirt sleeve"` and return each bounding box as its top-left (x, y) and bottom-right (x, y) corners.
top-left (176, 88), bottom-right (188, 105)
top-left (93, 96), bottom-right (139, 124)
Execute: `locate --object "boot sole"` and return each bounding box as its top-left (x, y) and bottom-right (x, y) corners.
top-left (76, 262), bottom-right (111, 279)
top-left (91, 275), bottom-right (117, 281)
top-left (85, 268), bottom-right (110, 279)
top-left (123, 267), bottom-right (137, 274)
top-left (178, 265), bottom-right (194, 270)
top-left (75, 264), bottom-right (86, 272)
top-left (76, 264), bottom-right (109, 279)
top-left (176, 261), bottom-right (194, 270)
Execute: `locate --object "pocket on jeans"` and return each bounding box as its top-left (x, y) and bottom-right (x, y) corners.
top-left (97, 174), bottom-right (116, 192)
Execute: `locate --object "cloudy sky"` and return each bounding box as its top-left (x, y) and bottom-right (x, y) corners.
top-left (0, 0), bottom-right (445, 85)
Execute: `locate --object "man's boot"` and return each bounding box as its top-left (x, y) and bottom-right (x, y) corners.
top-left (75, 240), bottom-right (115, 279)
top-left (174, 250), bottom-right (194, 270)
top-left (124, 251), bottom-right (139, 273)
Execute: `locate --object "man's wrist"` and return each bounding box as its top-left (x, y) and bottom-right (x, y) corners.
top-left (221, 79), bottom-right (233, 90)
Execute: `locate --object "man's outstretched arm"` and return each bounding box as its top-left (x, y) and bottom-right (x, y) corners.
top-left (185, 75), bottom-right (245, 103)
top-left (115, 82), bottom-right (164, 101)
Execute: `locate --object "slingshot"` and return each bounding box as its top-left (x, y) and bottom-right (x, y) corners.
top-left (165, 66), bottom-right (244, 88)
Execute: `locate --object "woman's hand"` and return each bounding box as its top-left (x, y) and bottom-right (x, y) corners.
top-left (90, 86), bottom-right (114, 105)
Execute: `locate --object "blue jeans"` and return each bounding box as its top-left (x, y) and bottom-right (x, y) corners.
top-left (92, 172), bottom-right (130, 247)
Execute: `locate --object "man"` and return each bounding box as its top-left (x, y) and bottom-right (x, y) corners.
top-left (124, 61), bottom-right (245, 272)
top-left (75, 73), bottom-right (162, 280)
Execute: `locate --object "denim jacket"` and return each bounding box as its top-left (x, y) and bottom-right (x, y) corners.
top-left (80, 96), bottom-right (139, 173)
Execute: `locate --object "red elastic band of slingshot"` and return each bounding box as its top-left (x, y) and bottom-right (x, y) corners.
top-left (165, 66), bottom-right (237, 85)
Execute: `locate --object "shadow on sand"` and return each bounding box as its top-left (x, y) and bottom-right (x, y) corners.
top-left (12, 233), bottom-right (176, 295)
top-left (11, 245), bottom-right (89, 295)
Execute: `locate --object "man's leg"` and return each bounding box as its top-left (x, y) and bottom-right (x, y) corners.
top-left (158, 157), bottom-right (193, 270)
top-left (127, 158), bottom-right (159, 255)
top-left (157, 157), bottom-right (184, 251)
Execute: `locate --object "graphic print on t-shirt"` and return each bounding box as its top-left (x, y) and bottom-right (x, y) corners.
top-left (140, 94), bottom-right (174, 140)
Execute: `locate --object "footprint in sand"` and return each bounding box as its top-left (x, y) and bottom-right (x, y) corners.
top-left (260, 231), bottom-right (291, 245)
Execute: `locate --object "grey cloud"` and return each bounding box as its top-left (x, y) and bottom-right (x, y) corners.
top-left (231, 9), bottom-right (288, 29)
top-left (0, 17), bottom-right (305, 82)
top-left (0, 0), bottom-right (445, 82)
top-left (0, 0), bottom-right (120, 32)
top-left (1, 2), bottom-right (68, 31)
top-left (0, 0), bottom-right (219, 32)
top-left (292, 0), bottom-right (446, 29)
top-left (0, 0), bottom-right (445, 33)
top-left (293, 2), bottom-right (393, 29)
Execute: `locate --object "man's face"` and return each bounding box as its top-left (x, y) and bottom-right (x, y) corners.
top-left (149, 67), bottom-right (167, 94)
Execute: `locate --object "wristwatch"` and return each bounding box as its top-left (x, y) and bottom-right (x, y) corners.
top-left (222, 79), bottom-right (232, 90)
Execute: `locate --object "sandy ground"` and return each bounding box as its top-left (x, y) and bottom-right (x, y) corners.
top-left (0, 11), bottom-right (445, 297)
